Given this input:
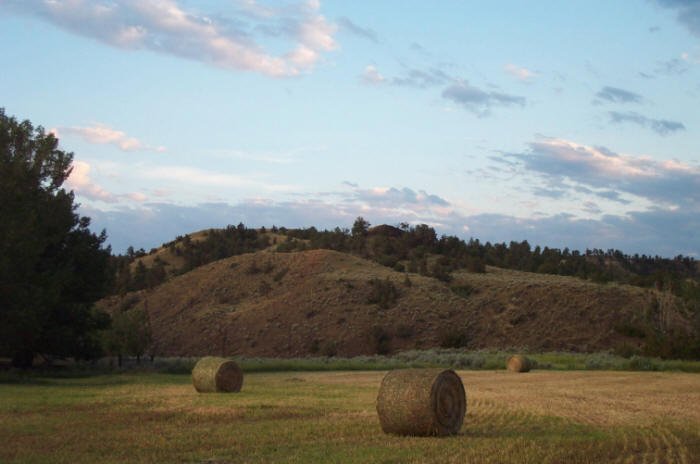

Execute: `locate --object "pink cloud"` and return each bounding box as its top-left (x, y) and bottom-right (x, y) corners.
top-left (14, 0), bottom-right (337, 77)
top-left (59, 123), bottom-right (165, 152)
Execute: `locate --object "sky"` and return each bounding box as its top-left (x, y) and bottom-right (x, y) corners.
top-left (1, 0), bottom-right (699, 257)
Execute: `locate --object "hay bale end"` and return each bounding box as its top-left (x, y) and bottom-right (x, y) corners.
top-left (192, 356), bottom-right (243, 393)
top-left (376, 368), bottom-right (466, 436)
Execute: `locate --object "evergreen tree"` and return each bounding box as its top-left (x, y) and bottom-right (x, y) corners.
top-left (0, 109), bottom-right (112, 366)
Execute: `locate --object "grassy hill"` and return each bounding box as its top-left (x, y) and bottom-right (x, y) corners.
top-left (98, 244), bottom-right (696, 358)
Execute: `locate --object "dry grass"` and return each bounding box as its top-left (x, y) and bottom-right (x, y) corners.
top-left (1, 370), bottom-right (699, 463)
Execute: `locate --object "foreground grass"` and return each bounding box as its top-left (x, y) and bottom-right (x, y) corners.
top-left (2, 370), bottom-right (699, 463)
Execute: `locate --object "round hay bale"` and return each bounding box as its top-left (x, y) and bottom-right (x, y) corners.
top-left (192, 356), bottom-right (243, 393)
top-left (506, 354), bottom-right (532, 373)
top-left (376, 368), bottom-right (466, 436)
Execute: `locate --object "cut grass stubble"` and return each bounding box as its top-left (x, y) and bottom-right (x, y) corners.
top-left (1, 370), bottom-right (700, 463)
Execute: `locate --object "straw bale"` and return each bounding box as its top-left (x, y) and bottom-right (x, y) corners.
top-left (376, 368), bottom-right (466, 436)
top-left (506, 354), bottom-right (532, 373)
top-left (192, 356), bottom-right (243, 393)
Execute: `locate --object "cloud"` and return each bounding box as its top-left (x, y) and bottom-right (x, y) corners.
top-left (81, 183), bottom-right (461, 252)
top-left (66, 160), bottom-right (152, 204)
top-left (595, 86), bottom-right (643, 104)
top-left (392, 67), bottom-right (451, 88)
top-left (352, 187), bottom-right (450, 208)
top-left (504, 63), bottom-right (536, 81)
top-left (6, 0), bottom-right (337, 77)
top-left (461, 210), bottom-right (700, 257)
top-left (581, 201), bottom-right (602, 214)
top-left (361, 65), bottom-right (385, 85)
top-left (655, 0), bottom-right (700, 37)
top-left (608, 111), bottom-right (686, 135)
top-left (143, 165), bottom-right (298, 193)
top-left (56, 124), bottom-right (166, 152)
top-left (441, 81), bottom-right (525, 116)
top-left (336, 16), bottom-right (377, 42)
top-left (507, 137), bottom-right (700, 208)
top-left (84, 190), bottom-right (700, 257)
top-left (655, 57), bottom-right (690, 75)
top-left (66, 160), bottom-right (117, 203)
top-left (361, 64), bottom-right (450, 88)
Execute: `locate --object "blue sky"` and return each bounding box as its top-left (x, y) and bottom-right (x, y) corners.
top-left (1, 0), bottom-right (699, 256)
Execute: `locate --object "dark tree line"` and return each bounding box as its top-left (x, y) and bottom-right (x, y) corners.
top-left (277, 218), bottom-right (698, 299)
top-left (110, 224), bottom-right (270, 294)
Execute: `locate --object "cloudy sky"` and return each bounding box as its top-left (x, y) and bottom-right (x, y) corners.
top-left (2, 0), bottom-right (699, 256)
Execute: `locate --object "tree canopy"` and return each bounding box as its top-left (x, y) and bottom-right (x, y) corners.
top-left (0, 108), bottom-right (112, 367)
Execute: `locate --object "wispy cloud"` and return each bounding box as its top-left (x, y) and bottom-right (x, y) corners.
top-left (337, 16), bottom-right (377, 43)
top-left (143, 165), bottom-right (298, 192)
top-left (504, 63), bottom-right (536, 81)
top-left (595, 86), bottom-right (643, 104)
top-left (608, 111), bottom-right (686, 135)
top-left (361, 65), bottom-right (386, 85)
top-left (392, 67), bottom-right (451, 88)
top-left (442, 80), bottom-right (526, 116)
top-left (507, 137), bottom-right (700, 208)
top-left (655, 0), bottom-right (700, 37)
top-left (6, 0), bottom-right (337, 77)
top-left (56, 124), bottom-right (166, 152)
top-left (362, 65), bottom-right (523, 116)
top-left (361, 64), bottom-right (449, 88)
top-left (654, 57), bottom-right (689, 75)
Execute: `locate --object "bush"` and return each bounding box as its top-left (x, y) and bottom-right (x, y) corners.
top-left (371, 326), bottom-right (392, 355)
top-left (450, 285), bottom-right (475, 299)
top-left (439, 329), bottom-right (470, 349)
top-left (321, 341), bottom-right (338, 357)
top-left (395, 324), bottom-right (414, 339)
top-left (366, 278), bottom-right (400, 309)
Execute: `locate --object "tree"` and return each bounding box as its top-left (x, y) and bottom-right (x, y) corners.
top-left (0, 108), bottom-right (112, 367)
top-left (103, 308), bottom-right (152, 366)
top-left (351, 216), bottom-right (370, 237)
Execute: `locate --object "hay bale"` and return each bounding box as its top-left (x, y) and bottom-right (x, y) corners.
top-left (506, 354), bottom-right (532, 373)
top-left (192, 356), bottom-right (243, 393)
top-left (376, 368), bottom-right (466, 436)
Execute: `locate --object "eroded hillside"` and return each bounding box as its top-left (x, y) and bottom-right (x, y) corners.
top-left (98, 248), bottom-right (693, 357)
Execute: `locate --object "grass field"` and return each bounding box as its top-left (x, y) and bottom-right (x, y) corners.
top-left (2, 370), bottom-right (699, 463)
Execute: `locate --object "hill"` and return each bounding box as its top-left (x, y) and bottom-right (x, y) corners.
top-left (98, 247), bottom-right (696, 358)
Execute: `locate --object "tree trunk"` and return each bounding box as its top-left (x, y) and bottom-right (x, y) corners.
top-left (11, 349), bottom-right (34, 368)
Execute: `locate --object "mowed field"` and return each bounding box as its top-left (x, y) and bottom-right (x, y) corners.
top-left (2, 370), bottom-right (700, 463)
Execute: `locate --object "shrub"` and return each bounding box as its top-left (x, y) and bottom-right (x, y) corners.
top-left (321, 340), bottom-right (338, 357)
top-left (272, 267), bottom-right (289, 282)
top-left (367, 278), bottom-right (400, 309)
top-left (439, 329), bottom-right (470, 349)
top-left (371, 326), bottom-right (392, 355)
top-left (450, 285), bottom-right (475, 299)
top-left (395, 324), bottom-right (414, 339)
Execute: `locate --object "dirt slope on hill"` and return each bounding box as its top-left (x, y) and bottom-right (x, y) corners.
top-left (98, 249), bottom-right (690, 357)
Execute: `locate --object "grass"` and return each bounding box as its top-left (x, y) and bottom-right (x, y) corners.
top-left (89, 350), bottom-right (700, 374)
top-left (1, 370), bottom-right (699, 463)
